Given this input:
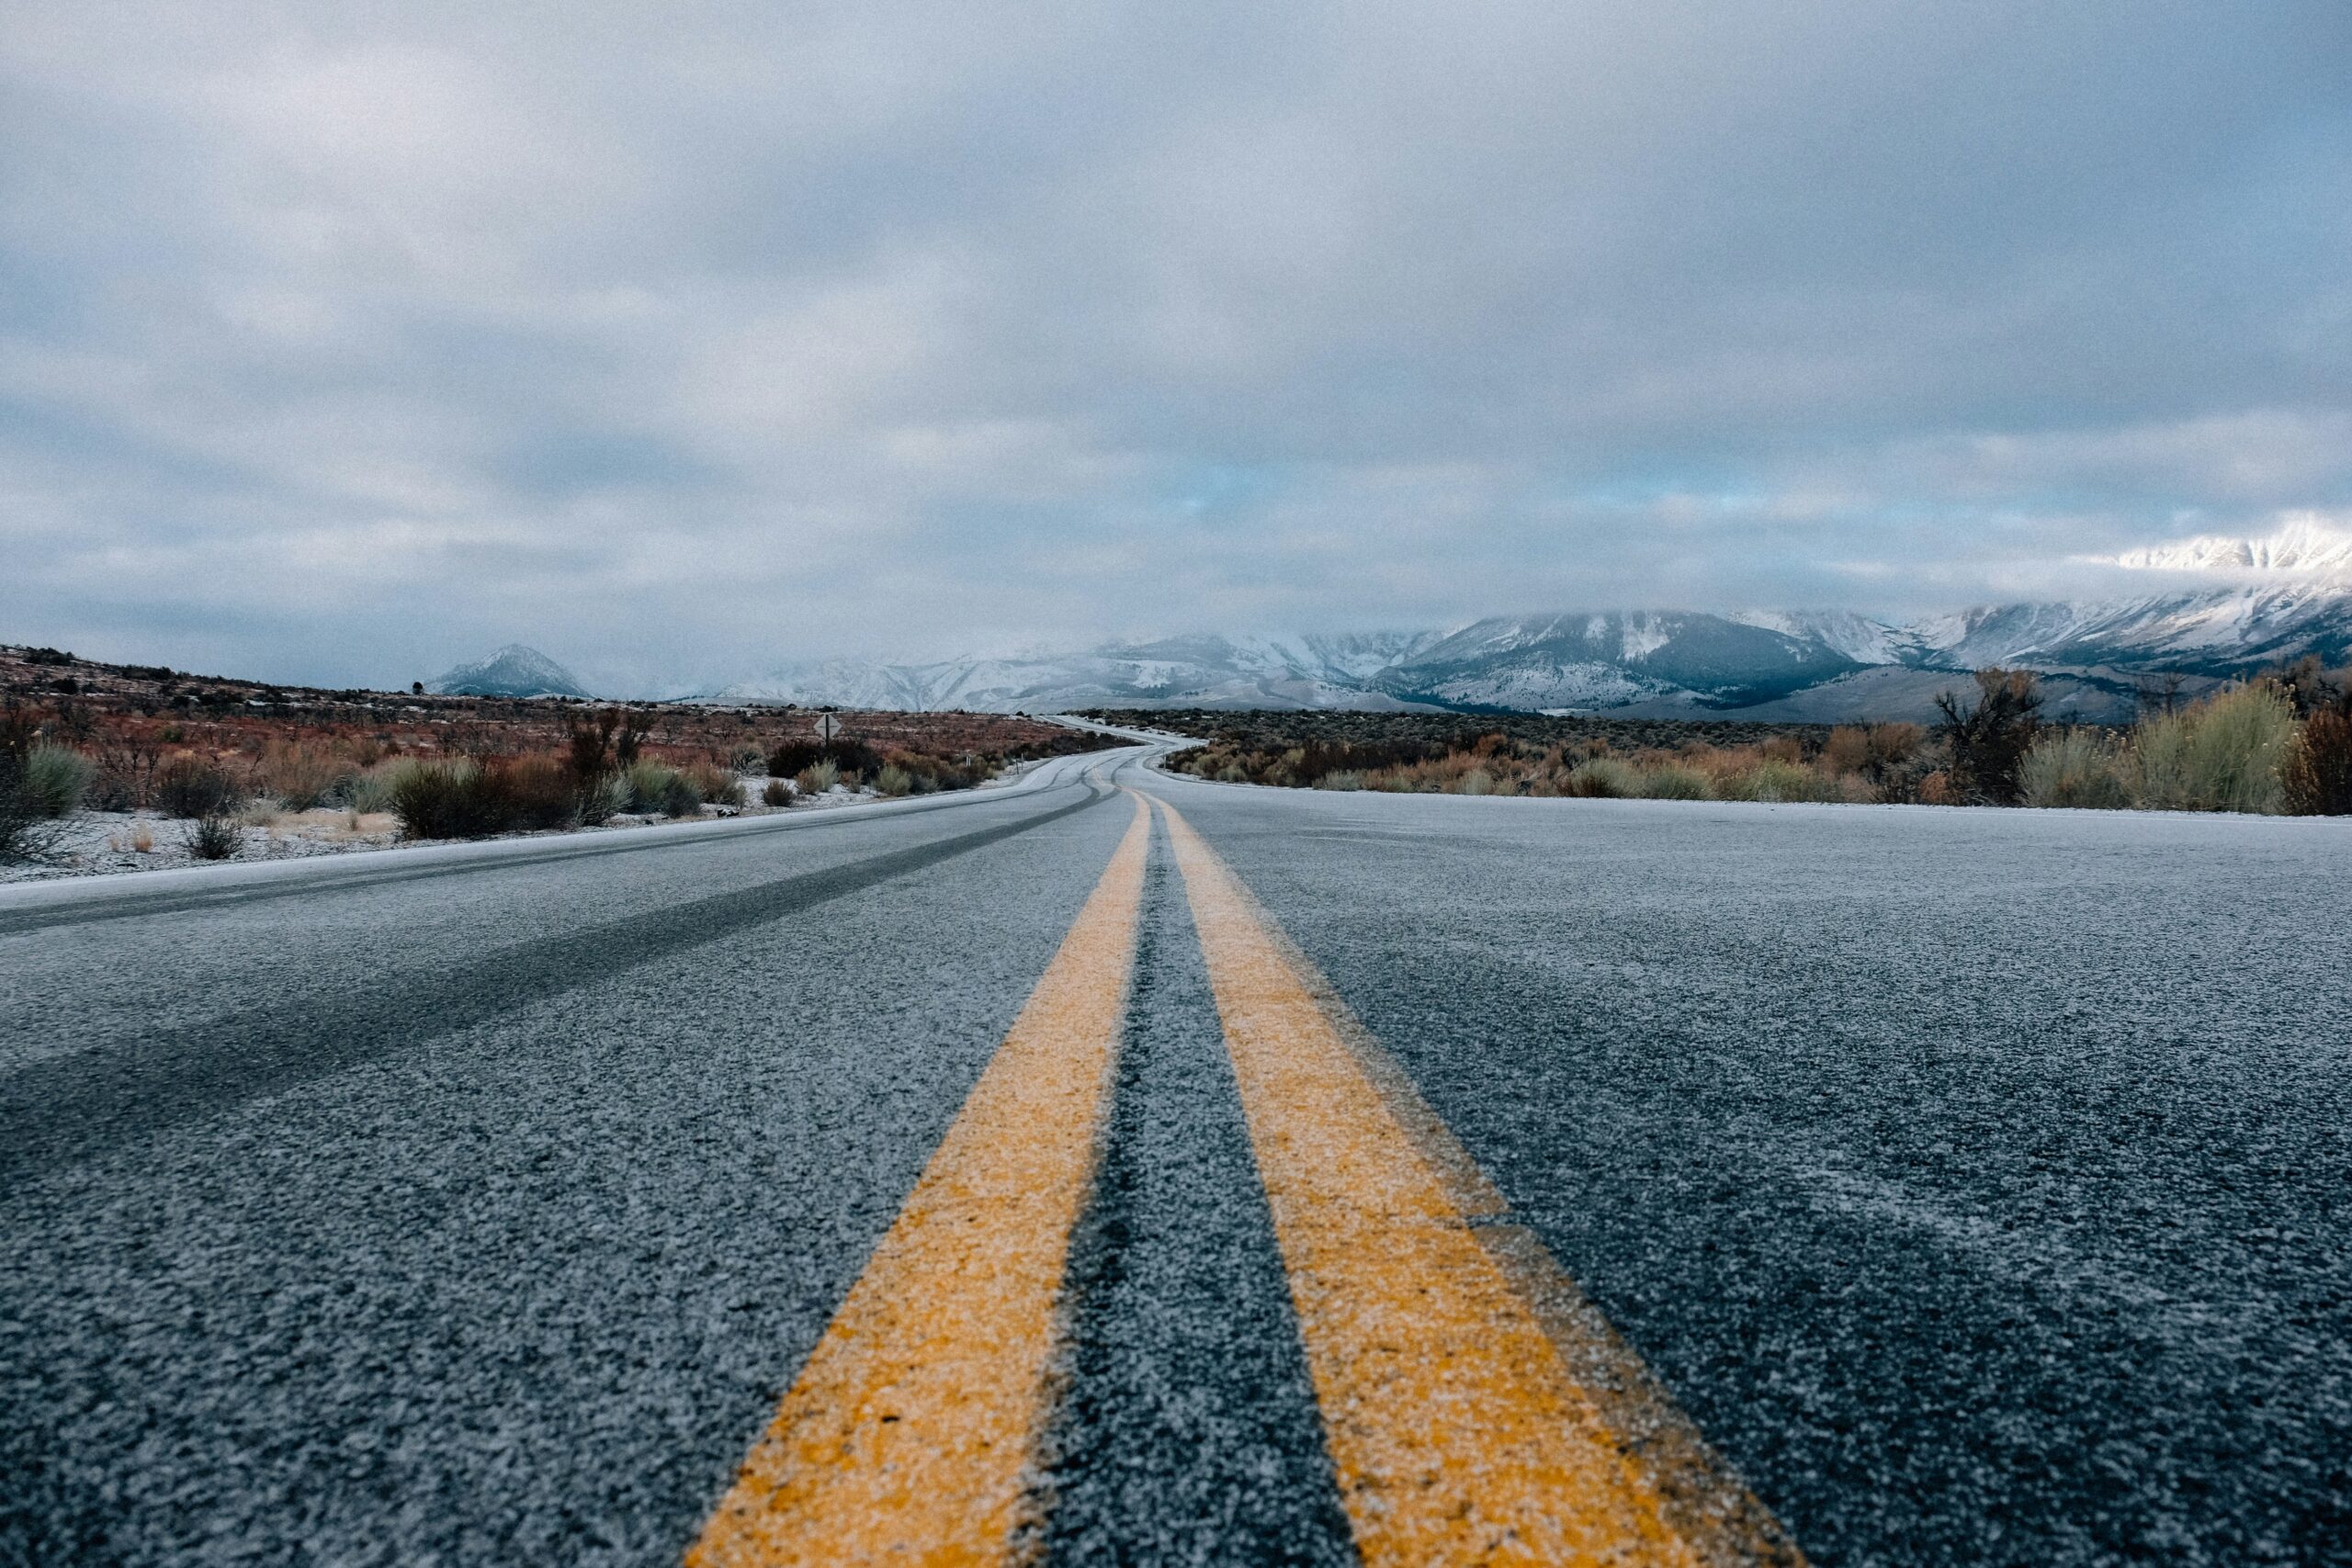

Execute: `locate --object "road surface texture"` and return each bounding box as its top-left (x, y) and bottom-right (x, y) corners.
top-left (4, 743), bottom-right (2347, 1566)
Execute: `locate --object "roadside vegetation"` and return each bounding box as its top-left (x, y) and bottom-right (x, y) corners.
top-left (0, 645), bottom-right (1111, 869)
top-left (1106, 658), bottom-right (2352, 816)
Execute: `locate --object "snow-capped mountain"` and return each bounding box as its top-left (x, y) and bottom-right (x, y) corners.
top-left (426, 644), bottom-right (589, 698)
top-left (1365, 613), bottom-right (1870, 712)
top-left (707, 634), bottom-right (1445, 713)
top-left (454, 522), bottom-right (2352, 722)
top-left (2107, 513), bottom-right (2352, 579)
top-left (1915, 518), bottom-right (2352, 675)
top-left (1901, 586), bottom-right (2352, 675)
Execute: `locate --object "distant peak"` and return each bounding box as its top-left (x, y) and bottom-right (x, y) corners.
top-left (2109, 513), bottom-right (2352, 580)
top-left (427, 643), bottom-right (590, 698)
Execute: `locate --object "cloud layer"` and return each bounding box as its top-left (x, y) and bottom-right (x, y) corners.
top-left (4, 1), bottom-right (2348, 688)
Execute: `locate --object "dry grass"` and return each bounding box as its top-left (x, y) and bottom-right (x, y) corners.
top-left (2020, 729), bottom-right (2132, 809)
top-left (257, 740), bottom-right (348, 809)
top-left (1162, 681), bottom-right (2336, 815)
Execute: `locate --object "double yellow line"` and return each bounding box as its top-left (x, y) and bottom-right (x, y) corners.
top-left (688, 790), bottom-right (1802, 1567)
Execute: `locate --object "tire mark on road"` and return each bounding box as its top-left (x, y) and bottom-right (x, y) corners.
top-left (0, 787), bottom-right (1109, 1182)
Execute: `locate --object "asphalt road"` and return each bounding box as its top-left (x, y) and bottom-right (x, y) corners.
top-left (5, 745), bottom-right (2347, 1565)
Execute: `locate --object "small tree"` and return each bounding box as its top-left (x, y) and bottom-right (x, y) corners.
top-left (2269, 654), bottom-right (2348, 719)
top-left (567, 710), bottom-right (617, 782)
top-left (1935, 669), bottom-right (2043, 806)
top-left (2283, 670), bottom-right (2352, 816)
top-left (613, 711), bottom-right (649, 767)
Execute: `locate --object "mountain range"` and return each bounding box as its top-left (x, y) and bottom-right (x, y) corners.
top-left (452, 521), bottom-right (2352, 722)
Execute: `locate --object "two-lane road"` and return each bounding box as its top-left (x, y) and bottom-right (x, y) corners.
top-left (6, 748), bottom-right (2347, 1565)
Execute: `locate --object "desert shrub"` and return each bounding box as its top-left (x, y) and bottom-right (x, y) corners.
top-left (888, 749), bottom-right (979, 792)
top-left (2190, 683), bottom-right (2294, 813)
top-left (391, 761), bottom-right (486, 839)
top-left (1826, 722), bottom-right (1924, 779)
top-left (20, 744), bottom-right (94, 818)
top-left (390, 756), bottom-right (579, 837)
top-left (1457, 768), bottom-right (1496, 795)
top-left (1317, 770), bottom-right (1364, 791)
top-left (1821, 726), bottom-right (1872, 775)
top-left (769, 739), bottom-right (824, 778)
top-left (577, 772), bottom-right (629, 825)
top-left (1868, 723), bottom-right (1925, 766)
top-left (762, 778), bottom-right (792, 807)
top-left (622, 759), bottom-right (677, 813)
top-left (2130, 682), bottom-right (2296, 814)
top-left (1936, 669), bottom-right (2043, 805)
top-left (617, 759), bottom-right (701, 817)
top-left (1720, 758), bottom-right (1831, 803)
top-left (343, 763), bottom-right (401, 814)
top-left (89, 745), bottom-right (161, 811)
top-left (1565, 758), bottom-right (1637, 797)
top-left (874, 763), bottom-right (914, 797)
top-left (830, 738), bottom-right (884, 776)
top-left (2285, 708), bottom-right (2352, 816)
top-left (2189, 683), bottom-right (2296, 814)
top-left (484, 755), bottom-right (579, 830)
top-left (796, 760), bottom-right (841, 794)
top-left (1747, 759), bottom-right (1815, 802)
top-left (157, 754), bottom-right (243, 818)
top-left (1636, 762), bottom-right (1713, 800)
top-left (0, 715), bottom-right (56, 860)
top-left (2021, 729), bottom-right (2130, 809)
top-left (259, 741), bottom-right (347, 810)
top-left (184, 814), bottom-right (241, 860)
top-left (1295, 739), bottom-right (1440, 782)
top-left (2128, 710), bottom-right (2195, 810)
top-left (772, 735), bottom-right (883, 781)
top-left (683, 761), bottom-right (745, 807)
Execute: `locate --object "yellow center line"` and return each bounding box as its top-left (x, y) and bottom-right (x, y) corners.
top-left (686, 792), bottom-right (1151, 1568)
top-left (1148, 792), bottom-right (1804, 1568)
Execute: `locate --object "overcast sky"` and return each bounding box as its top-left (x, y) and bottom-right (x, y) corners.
top-left (5, 1), bottom-right (2348, 688)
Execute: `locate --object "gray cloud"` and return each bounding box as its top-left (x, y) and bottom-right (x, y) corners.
top-left (3, 1), bottom-right (2347, 688)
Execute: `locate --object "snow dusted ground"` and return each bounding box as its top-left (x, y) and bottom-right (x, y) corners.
top-left (0, 760), bottom-right (1054, 886)
top-left (1, 809), bottom-right (407, 884)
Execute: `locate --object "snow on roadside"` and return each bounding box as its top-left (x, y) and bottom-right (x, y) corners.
top-left (2, 763), bottom-right (1052, 884)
